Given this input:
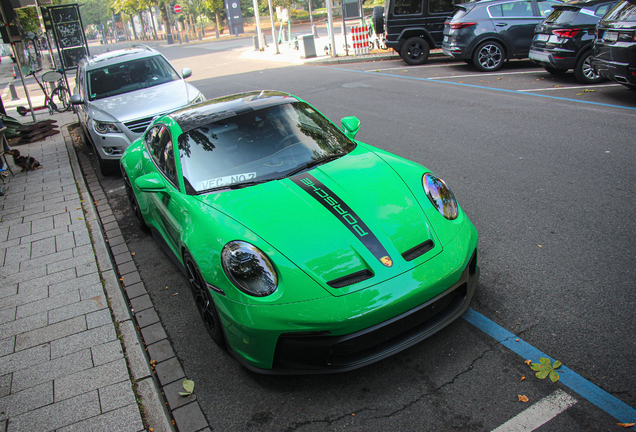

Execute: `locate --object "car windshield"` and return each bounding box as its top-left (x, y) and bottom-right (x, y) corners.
top-left (87, 55), bottom-right (180, 101)
top-left (603, 0), bottom-right (636, 20)
top-left (177, 102), bottom-right (356, 194)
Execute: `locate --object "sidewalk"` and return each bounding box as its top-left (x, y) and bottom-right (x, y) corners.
top-left (0, 108), bottom-right (173, 430)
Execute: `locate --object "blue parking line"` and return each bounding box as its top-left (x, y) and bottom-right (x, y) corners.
top-left (326, 67), bottom-right (636, 112)
top-left (462, 308), bottom-right (636, 429)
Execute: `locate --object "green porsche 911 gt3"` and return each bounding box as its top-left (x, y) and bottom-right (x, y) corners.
top-left (120, 90), bottom-right (479, 374)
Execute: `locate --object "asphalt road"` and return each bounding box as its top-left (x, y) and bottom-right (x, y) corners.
top-left (84, 40), bottom-right (635, 431)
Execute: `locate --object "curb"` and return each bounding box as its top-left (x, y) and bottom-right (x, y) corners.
top-left (62, 124), bottom-right (176, 432)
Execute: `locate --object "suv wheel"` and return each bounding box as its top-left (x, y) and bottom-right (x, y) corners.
top-left (372, 6), bottom-right (384, 35)
top-left (473, 41), bottom-right (504, 72)
top-left (401, 37), bottom-right (430, 65)
top-left (574, 52), bottom-right (603, 85)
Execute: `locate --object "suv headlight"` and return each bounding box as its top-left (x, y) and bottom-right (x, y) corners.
top-left (423, 173), bottom-right (459, 220)
top-left (221, 241), bottom-right (278, 297)
top-left (93, 121), bottom-right (122, 134)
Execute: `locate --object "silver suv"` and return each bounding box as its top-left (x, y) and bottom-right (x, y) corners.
top-left (71, 46), bottom-right (204, 175)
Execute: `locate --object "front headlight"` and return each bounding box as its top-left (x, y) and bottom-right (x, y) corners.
top-left (221, 241), bottom-right (278, 297)
top-left (423, 173), bottom-right (459, 220)
top-left (93, 121), bottom-right (121, 134)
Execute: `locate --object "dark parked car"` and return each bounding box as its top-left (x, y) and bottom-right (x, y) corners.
top-left (371, 0), bottom-right (463, 65)
top-left (442, 0), bottom-right (562, 71)
top-left (591, 0), bottom-right (636, 89)
top-left (529, 0), bottom-right (617, 84)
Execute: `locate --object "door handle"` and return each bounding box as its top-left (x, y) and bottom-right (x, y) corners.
top-left (495, 22), bottom-right (508, 27)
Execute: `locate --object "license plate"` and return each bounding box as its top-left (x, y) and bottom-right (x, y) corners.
top-left (536, 34), bottom-right (549, 41)
top-left (444, 35), bottom-right (450, 43)
top-left (604, 31), bottom-right (618, 42)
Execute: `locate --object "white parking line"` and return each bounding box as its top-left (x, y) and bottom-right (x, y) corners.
top-left (428, 71), bottom-right (540, 79)
top-left (491, 389), bottom-right (577, 432)
top-left (371, 63), bottom-right (459, 71)
top-left (517, 83), bottom-right (622, 92)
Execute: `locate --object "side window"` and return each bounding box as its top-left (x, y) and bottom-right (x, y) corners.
top-left (537, 0), bottom-right (560, 16)
top-left (145, 125), bottom-right (177, 186)
top-left (429, 0), bottom-right (459, 13)
top-left (393, 0), bottom-right (423, 15)
top-left (595, 3), bottom-right (611, 16)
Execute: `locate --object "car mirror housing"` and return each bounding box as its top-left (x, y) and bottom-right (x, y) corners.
top-left (135, 172), bottom-right (167, 192)
top-left (181, 68), bottom-right (192, 79)
top-left (341, 116), bottom-right (361, 140)
top-left (69, 94), bottom-right (83, 105)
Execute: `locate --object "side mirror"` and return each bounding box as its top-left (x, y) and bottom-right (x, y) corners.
top-left (181, 68), bottom-right (192, 79)
top-left (135, 172), bottom-right (166, 192)
top-left (341, 116), bottom-right (361, 140)
top-left (69, 94), bottom-right (83, 105)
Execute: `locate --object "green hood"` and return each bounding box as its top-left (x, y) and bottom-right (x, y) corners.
top-left (196, 148), bottom-right (442, 296)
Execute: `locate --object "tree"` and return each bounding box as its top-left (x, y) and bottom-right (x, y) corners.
top-left (79, 0), bottom-right (112, 28)
top-left (201, 0), bottom-right (224, 33)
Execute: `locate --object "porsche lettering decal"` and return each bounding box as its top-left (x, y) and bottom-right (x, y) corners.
top-left (291, 174), bottom-right (393, 267)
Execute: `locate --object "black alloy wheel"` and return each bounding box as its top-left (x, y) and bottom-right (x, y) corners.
top-left (122, 170), bottom-right (149, 232)
top-left (401, 37), bottom-right (430, 65)
top-left (184, 253), bottom-right (226, 346)
top-left (473, 41), bottom-right (504, 72)
top-left (574, 52), bottom-right (603, 84)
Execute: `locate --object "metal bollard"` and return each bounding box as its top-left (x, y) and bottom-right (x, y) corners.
top-left (198, 32), bottom-right (202, 41)
top-left (185, 34), bottom-right (189, 43)
top-left (313, 25), bottom-right (318, 38)
top-left (8, 82), bottom-right (18, 100)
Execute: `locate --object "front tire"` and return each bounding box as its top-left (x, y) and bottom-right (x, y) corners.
top-left (122, 169), bottom-right (149, 232)
top-left (400, 37), bottom-right (430, 65)
top-left (574, 52), bottom-right (603, 84)
top-left (184, 253), bottom-right (226, 346)
top-left (473, 41), bottom-right (504, 72)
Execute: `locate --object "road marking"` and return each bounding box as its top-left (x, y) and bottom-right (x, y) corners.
top-left (462, 309), bottom-right (636, 429)
top-left (370, 63), bottom-right (459, 72)
top-left (427, 70), bottom-right (539, 79)
top-left (517, 83), bottom-right (622, 92)
top-left (491, 390), bottom-right (577, 432)
top-left (325, 66), bottom-right (636, 111)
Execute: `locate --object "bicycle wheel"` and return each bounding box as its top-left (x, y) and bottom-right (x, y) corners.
top-left (51, 86), bottom-right (70, 113)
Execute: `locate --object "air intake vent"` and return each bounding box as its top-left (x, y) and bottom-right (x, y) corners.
top-left (327, 269), bottom-right (374, 288)
top-left (402, 240), bottom-right (434, 262)
top-left (124, 115), bottom-right (159, 134)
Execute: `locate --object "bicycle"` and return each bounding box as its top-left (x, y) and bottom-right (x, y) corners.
top-left (16, 68), bottom-right (71, 116)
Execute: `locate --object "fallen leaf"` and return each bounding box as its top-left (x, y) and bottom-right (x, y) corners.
top-left (538, 245), bottom-right (542, 247)
top-left (531, 357), bottom-right (562, 382)
top-left (515, 339), bottom-right (519, 342)
top-left (518, 395), bottom-right (529, 402)
top-left (520, 375), bottom-right (526, 382)
top-left (525, 360), bottom-right (532, 366)
top-left (131, 252), bottom-right (135, 256)
top-left (179, 379), bottom-right (195, 396)
top-left (617, 423), bottom-right (636, 428)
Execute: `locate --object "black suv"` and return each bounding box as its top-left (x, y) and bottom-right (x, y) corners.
top-left (529, 0), bottom-right (617, 84)
top-left (442, 0), bottom-right (562, 71)
top-left (372, 0), bottom-right (462, 64)
top-left (591, 0), bottom-right (636, 89)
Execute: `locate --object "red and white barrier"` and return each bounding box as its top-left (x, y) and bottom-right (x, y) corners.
top-left (351, 26), bottom-right (370, 56)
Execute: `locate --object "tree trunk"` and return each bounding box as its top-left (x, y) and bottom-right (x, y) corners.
top-left (215, 11), bottom-right (221, 33)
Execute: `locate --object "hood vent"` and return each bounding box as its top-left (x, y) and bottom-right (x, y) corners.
top-left (402, 240), bottom-right (435, 262)
top-left (327, 269), bottom-right (374, 289)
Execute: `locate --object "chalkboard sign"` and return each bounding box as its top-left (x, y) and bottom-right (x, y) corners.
top-left (47, 4), bottom-right (87, 70)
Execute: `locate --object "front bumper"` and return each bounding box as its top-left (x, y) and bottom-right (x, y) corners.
top-left (216, 221), bottom-right (479, 373)
top-left (88, 125), bottom-right (135, 161)
top-left (529, 48), bottom-right (577, 71)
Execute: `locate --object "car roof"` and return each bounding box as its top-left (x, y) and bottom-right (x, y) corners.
top-left (557, 0), bottom-right (615, 6)
top-left (170, 91), bottom-right (301, 133)
top-left (82, 46), bottom-right (160, 71)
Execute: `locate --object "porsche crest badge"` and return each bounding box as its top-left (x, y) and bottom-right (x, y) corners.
top-left (381, 256), bottom-right (393, 267)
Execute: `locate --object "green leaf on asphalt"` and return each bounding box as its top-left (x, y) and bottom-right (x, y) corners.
top-left (529, 357), bottom-right (562, 382)
top-left (179, 379), bottom-right (195, 396)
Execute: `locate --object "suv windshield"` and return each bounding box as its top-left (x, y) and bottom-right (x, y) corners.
top-left (177, 102), bottom-right (356, 194)
top-left (603, 0), bottom-right (636, 20)
top-left (87, 55), bottom-right (180, 101)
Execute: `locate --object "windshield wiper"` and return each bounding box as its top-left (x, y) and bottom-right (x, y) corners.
top-left (285, 154), bottom-right (343, 178)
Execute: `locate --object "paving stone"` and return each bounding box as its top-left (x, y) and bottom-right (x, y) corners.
top-left (140, 322), bottom-right (167, 346)
top-left (15, 316), bottom-right (87, 352)
top-left (154, 357), bottom-right (184, 386)
top-left (124, 282), bottom-right (146, 299)
top-left (47, 296), bottom-right (106, 325)
top-left (130, 294), bottom-right (152, 313)
top-left (48, 272), bottom-right (100, 297)
top-left (15, 289), bottom-right (80, 320)
top-left (85, 309), bottom-right (112, 330)
top-left (18, 226), bottom-right (69, 245)
top-left (55, 232), bottom-right (76, 252)
top-left (0, 374), bottom-right (11, 398)
top-left (163, 379), bottom-right (197, 410)
top-left (135, 309), bottom-right (159, 328)
top-left (1, 263), bottom-right (47, 289)
top-left (122, 271), bottom-right (141, 286)
top-left (98, 380), bottom-right (136, 413)
top-left (3, 243), bottom-right (31, 266)
top-left (0, 312), bottom-right (48, 341)
top-left (53, 211), bottom-right (71, 229)
top-left (50, 324), bottom-right (117, 359)
top-left (54, 357), bottom-right (128, 401)
top-left (117, 260), bottom-right (137, 276)
top-left (7, 223), bottom-right (31, 241)
top-left (135, 377), bottom-right (174, 432)
top-left (30, 217), bottom-right (54, 235)
top-left (72, 244), bottom-right (94, 259)
top-left (0, 308), bottom-right (16, 326)
top-left (0, 343), bottom-right (50, 376)
top-left (47, 253), bottom-right (93, 274)
top-left (0, 284), bottom-right (18, 300)
top-left (19, 267), bottom-right (77, 292)
top-left (6, 389), bottom-right (100, 432)
top-left (146, 339), bottom-right (174, 363)
top-left (0, 381), bottom-right (53, 420)
top-left (75, 260), bottom-right (99, 277)
top-left (56, 402), bottom-right (144, 432)
top-left (107, 235), bottom-right (125, 247)
top-left (73, 229), bottom-right (90, 247)
top-left (19, 248), bottom-right (73, 272)
top-left (11, 349), bottom-right (93, 393)
top-left (172, 401), bottom-right (209, 432)
top-left (29, 236), bottom-right (56, 259)
top-left (118, 321), bottom-right (151, 381)
top-left (101, 215), bottom-right (116, 225)
top-left (110, 243), bottom-right (129, 256)
top-left (91, 340), bottom-right (124, 367)
top-left (102, 221), bottom-right (119, 232)
top-left (0, 338), bottom-right (15, 357)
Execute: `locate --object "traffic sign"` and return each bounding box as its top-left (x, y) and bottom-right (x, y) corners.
top-left (174, 4), bottom-right (181, 13)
